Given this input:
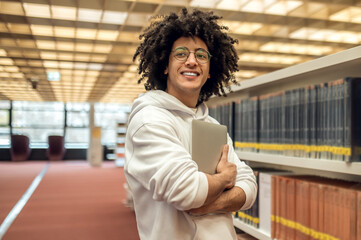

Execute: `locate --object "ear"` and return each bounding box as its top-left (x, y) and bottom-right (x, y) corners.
top-left (164, 67), bottom-right (168, 75)
top-left (208, 74), bottom-right (210, 78)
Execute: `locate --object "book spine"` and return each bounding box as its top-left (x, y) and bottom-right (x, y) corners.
top-left (344, 79), bottom-right (351, 162)
top-left (286, 177), bottom-right (296, 240)
top-left (357, 191), bottom-right (361, 240)
top-left (309, 182), bottom-right (319, 240)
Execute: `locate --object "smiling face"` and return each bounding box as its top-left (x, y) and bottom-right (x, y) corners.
top-left (164, 36), bottom-right (210, 108)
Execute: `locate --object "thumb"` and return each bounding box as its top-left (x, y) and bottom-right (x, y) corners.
top-left (219, 144), bottom-right (229, 162)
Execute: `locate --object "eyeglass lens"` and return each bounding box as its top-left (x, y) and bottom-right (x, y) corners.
top-left (173, 47), bottom-right (210, 63)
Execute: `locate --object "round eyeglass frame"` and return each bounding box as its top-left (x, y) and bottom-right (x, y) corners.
top-left (171, 47), bottom-right (212, 64)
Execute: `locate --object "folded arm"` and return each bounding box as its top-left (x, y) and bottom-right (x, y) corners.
top-left (188, 186), bottom-right (246, 215)
top-left (188, 143), bottom-right (254, 215)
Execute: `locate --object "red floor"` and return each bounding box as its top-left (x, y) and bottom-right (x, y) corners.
top-left (0, 161), bottom-right (139, 240)
top-left (0, 162), bottom-right (46, 223)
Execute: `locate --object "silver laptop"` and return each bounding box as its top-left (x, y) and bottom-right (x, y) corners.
top-left (191, 119), bottom-right (227, 174)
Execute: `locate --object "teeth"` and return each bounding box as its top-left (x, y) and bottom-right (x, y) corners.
top-left (183, 72), bottom-right (197, 76)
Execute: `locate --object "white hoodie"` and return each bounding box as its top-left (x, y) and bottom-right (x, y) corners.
top-left (125, 90), bottom-right (257, 240)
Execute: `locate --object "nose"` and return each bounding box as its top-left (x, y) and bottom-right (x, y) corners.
top-left (185, 52), bottom-right (198, 66)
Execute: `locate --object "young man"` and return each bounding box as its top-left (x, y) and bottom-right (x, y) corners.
top-left (125, 8), bottom-right (257, 240)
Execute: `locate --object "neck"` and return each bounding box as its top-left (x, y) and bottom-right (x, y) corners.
top-left (165, 89), bottom-right (199, 108)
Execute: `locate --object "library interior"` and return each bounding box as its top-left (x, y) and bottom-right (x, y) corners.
top-left (1, 0), bottom-right (361, 240)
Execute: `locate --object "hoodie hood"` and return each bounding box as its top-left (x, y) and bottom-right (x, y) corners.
top-left (129, 90), bottom-right (208, 123)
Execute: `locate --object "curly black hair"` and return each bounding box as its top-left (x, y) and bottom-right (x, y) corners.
top-left (133, 8), bottom-right (239, 104)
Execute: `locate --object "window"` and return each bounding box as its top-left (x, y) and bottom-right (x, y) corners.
top-left (3, 100), bottom-right (131, 149)
top-left (0, 100), bottom-right (10, 147)
top-left (12, 101), bottom-right (64, 147)
top-left (65, 102), bottom-right (89, 148)
top-left (94, 103), bottom-right (130, 146)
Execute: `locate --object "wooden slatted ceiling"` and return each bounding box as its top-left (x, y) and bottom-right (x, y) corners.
top-left (0, 0), bottom-right (361, 103)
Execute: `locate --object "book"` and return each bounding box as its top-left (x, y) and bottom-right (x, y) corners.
top-left (357, 190), bottom-right (361, 240)
top-left (258, 171), bottom-right (292, 237)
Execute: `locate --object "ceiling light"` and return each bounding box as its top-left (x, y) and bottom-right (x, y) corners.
top-left (36, 40), bottom-right (56, 49)
top-left (0, 1), bottom-right (24, 15)
top-left (93, 44), bottom-right (113, 53)
top-left (11, 73), bottom-right (24, 78)
top-left (76, 43), bottom-right (94, 52)
top-left (76, 29), bottom-right (97, 39)
top-left (266, 1), bottom-right (302, 15)
top-left (190, 0), bottom-right (217, 8)
top-left (97, 30), bottom-right (119, 41)
top-left (7, 23), bottom-right (31, 34)
top-left (74, 63), bottom-right (88, 70)
top-left (74, 54), bottom-right (90, 61)
top-left (58, 53), bottom-right (74, 61)
top-left (102, 11), bottom-right (128, 24)
top-left (30, 25), bottom-right (53, 36)
top-left (238, 52), bottom-right (304, 65)
top-left (0, 58), bottom-right (14, 65)
top-left (235, 70), bottom-right (260, 78)
top-left (23, 3), bottom-right (51, 18)
top-left (216, 0), bottom-right (247, 10)
top-left (51, 5), bottom-right (77, 20)
top-left (330, 9), bottom-right (350, 22)
top-left (4, 66), bottom-right (19, 72)
top-left (78, 8), bottom-right (102, 23)
top-left (56, 42), bottom-right (74, 51)
top-left (43, 61), bottom-right (58, 68)
top-left (0, 49), bottom-right (7, 56)
top-left (235, 23), bottom-right (263, 34)
top-left (242, 0), bottom-right (263, 13)
top-left (59, 62), bottom-right (74, 69)
top-left (40, 51), bottom-right (57, 59)
top-left (88, 64), bottom-right (103, 71)
top-left (0, 72), bottom-right (10, 77)
top-left (54, 27), bottom-right (75, 38)
top-left (125, 13), bottom-right (152, 27)
top-left (260, 42), bottom-right (334, 55)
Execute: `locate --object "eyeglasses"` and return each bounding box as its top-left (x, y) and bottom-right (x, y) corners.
top-left (171, 47), bottom-right (212, 64)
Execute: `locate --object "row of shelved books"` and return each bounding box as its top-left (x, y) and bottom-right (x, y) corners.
top-left (234, 168), bottom-right (361, 240)
top-left (209, 77), bottom-right (361, 162)
top-left (209, 103), bottom-right (234, 139)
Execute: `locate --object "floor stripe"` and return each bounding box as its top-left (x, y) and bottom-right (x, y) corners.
top-left (0, 163), bottom-right (49, 240)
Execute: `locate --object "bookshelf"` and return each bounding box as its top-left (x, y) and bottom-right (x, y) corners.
top-left (115, 120), bottom-right (134, 208)
top-left (208, 45), bottom-right (361, 239)
top-left (115, 121), bottom-right (127, 167)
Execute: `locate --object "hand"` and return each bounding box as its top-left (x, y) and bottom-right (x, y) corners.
top-left (200, 144), bottom-right (237, 208)
top-left (216, 144), bottom-right (236, 189)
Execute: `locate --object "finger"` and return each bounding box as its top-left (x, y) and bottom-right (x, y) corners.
top-left (220, 144), bottom-right (229, 162)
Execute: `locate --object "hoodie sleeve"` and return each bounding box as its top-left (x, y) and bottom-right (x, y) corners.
top-left (125, 114), bottom-right (208, 211)
top-left (227, 136), bottom-right (258, 210)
